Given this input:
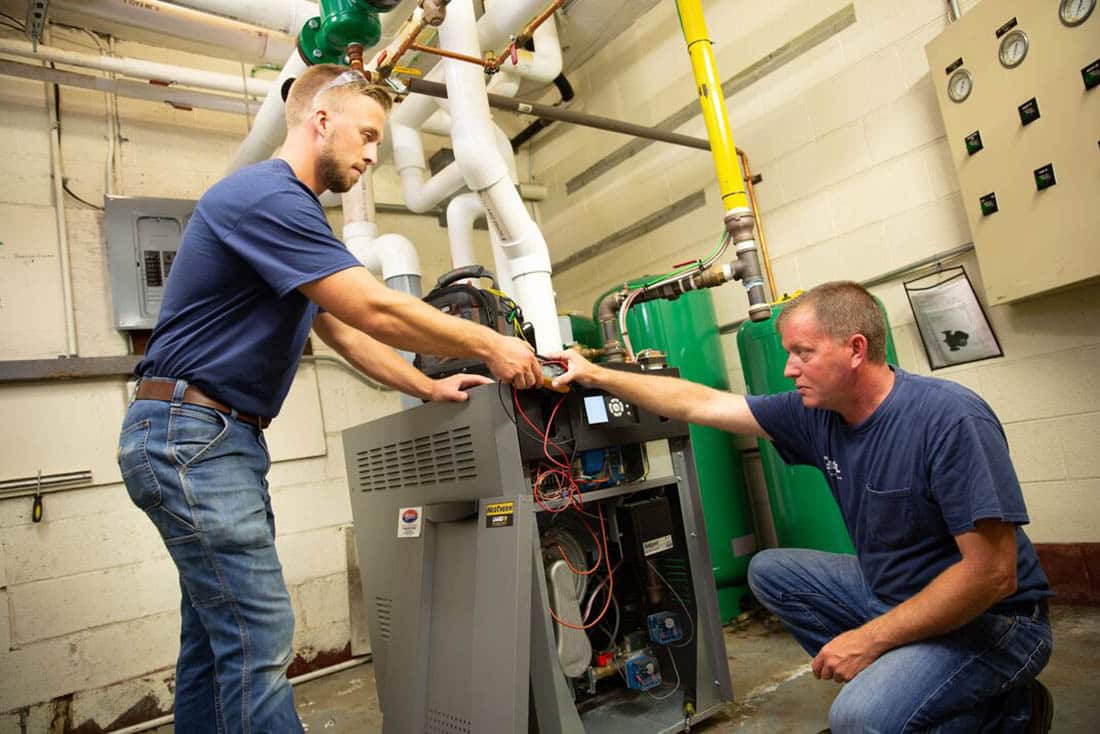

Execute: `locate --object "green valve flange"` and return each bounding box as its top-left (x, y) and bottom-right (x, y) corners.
top-left (299, 0), bottom-right (392, 65)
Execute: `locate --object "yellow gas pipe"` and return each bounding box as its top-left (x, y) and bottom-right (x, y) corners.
top-left (675, 0), bottom-right (771, 321)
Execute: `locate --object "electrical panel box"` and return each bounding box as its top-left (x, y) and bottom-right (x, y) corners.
top-left (925, 0), bottom-right (1100, 305)
top-left (104, 195), bottom-right (195, 330)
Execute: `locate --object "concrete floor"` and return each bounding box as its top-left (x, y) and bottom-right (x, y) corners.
top-left (156, 605), bottom-right (1100, 732)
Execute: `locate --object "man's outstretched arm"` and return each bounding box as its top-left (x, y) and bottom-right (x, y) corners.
top-left (548, 349), bottom-right (770, 438)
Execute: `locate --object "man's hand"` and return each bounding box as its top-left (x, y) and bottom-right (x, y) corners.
top-left (812, 627), bottom-right (886, 683)
top-left (429, 373), bottom-right (493, 402)
top-left (546, 349), bottom-right (601, 389)
top-left (483, 335), bottom-right (541, 389)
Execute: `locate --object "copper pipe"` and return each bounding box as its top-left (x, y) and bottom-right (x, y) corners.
top-left (346, 42), bottom-right (364, 71)
top-left (737, 148), bottom-right (776, 300)
top-left (409, 42), bottom-right (488, 68)
top-left (485, 0), bottom-right (563, 73)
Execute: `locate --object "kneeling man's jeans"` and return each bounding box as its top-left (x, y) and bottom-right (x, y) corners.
top-left (118, 380), bottom-right (303, 733)
top-left (749, 548), bottom-right (1051, 734)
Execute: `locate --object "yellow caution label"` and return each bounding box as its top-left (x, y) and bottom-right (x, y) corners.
top-left (486, 501), bottom-right (514, 516)
top-left (393, 66), bottom-right (423, 77)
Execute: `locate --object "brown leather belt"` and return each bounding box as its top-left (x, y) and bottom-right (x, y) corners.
top-left (135, 380), bottom-right (271, 429)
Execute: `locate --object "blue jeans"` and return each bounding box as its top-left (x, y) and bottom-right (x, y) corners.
top-left (748, 548), bottom-right (1052, 734)
top-left (118, 379), bottom-right (303, 733)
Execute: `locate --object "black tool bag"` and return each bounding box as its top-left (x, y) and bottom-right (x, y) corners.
top-left (414, 265), bottom-right (534, 379)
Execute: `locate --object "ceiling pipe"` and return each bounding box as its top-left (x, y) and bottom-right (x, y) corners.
top-left (407, 78), bottom-right (711, 151)
top-left (0, 38), bottom-right (273, 97)
top-left (163, 0), bottom-right (320, 36)
top-left (947, 0), bottom-right (962, 22)
top-left (446, 192), bottom-right (482, 269)
top-left (49, 0), bottom-right (296, 65)
top-left (227, 49), bottom-right (310, 171)
top-left (0, 59), bottom-right (254, 115)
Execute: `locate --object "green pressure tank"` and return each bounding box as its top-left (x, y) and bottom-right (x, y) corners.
top-left (623, 289), bottom-right (757, 622)
top-left (736, 298), bottom-right (898, 554)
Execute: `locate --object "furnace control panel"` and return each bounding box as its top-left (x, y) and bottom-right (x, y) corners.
top-left (926, 0), bottom-right (1099, 304)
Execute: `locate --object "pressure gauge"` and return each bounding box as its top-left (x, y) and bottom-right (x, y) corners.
top-left (1060, 0), bottom-right (1095, 27)
top-left (999, 29), bottom-right (1029, 68)
top-left (947, 68), bottom-right (974, 103)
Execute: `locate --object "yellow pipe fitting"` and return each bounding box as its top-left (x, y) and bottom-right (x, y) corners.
top-left (675, 0), bottom-right (748, 213)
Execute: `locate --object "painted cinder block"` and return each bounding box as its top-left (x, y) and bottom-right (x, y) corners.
top-left (863, 78), bottom-right (945, 164)
top-left (1023, 479), bottom-right (1100, 544)
top-left (827, 151), bottom-right (936, 235)
top-left (883, 192), bottom-right (971, 268)
top-left (1004, 420), bottom-right (1069, 484)
top-left (772, 121), bottom-right (873, 204)
top-left (3, 505), bottom-right (166, 587)
top-left (1058, 413), bottom-right (1100, 481)
top-left (979, 346), bottom-right (1100, 425)
top-left (10, 560), bottom-right (178, 645)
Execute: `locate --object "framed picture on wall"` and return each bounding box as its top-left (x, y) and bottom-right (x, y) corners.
top-left (904, 266), bottom-right (1003, 370)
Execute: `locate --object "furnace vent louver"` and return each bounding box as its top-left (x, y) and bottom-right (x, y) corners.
top-left (355, 426), bottom-right (477, 492)
top-left (375, 596), bottom-right (392, 641)
top-left (426, 708), bottom-right (471, 734)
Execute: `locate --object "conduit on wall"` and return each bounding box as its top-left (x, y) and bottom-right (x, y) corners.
top-left (0, 37), bottom-right (273, 97)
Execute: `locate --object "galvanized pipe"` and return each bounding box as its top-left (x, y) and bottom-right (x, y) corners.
top-left (406, 78), bottom-right (711, 151)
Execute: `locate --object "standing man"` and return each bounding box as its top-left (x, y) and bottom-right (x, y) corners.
top-left (549, 281), bottom-right (1052, 732)
top-left (117, 64), bottom-right (542, 733)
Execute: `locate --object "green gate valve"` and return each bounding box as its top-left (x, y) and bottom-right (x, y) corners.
top-left (298, 0), bottom-right (396, 65)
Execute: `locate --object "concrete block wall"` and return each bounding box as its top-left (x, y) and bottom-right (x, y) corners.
top-left (0, 22), bottom-right (496, 727)
top-left (535, 0), bottom-right (1100, 547)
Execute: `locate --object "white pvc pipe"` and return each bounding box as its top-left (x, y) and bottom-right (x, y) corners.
top-left (165, 0), bottom-right (319, 36)
top-left (51, 0), bottom-right (296, 65)
top-left (45, 65), bottom-right (78, 356)
top-left (447, 193), bottom-right (483, 269)
top-left (440, 0), bottom-right (560, 352)
top-left (387, 0), bottom-right (550, 215)
top-left (0, 38), bottom-right (273, 97)
top-left (228, 49), bottom-right (309, 171)
top-left (0, 59), bottom-right (253, 116)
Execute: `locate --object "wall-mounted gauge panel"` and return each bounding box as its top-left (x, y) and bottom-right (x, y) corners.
top-left (925, 0), bottom-right (1100, 304)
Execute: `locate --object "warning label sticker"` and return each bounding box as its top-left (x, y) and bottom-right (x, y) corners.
top-left (642, 534), bottom-right (674, 557)
top-left (485, 501), bottom-right (514, 529)
top-left (486, 501), bottom-right (514, 516)
top-left (398, 506), bottom-right (423, 538)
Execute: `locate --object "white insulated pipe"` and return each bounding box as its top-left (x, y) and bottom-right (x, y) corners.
top-left (0, 58), bottom-right (254, 115)
top-left (164, 0), bottom-right (319, 36)
top-left (388, 0), bottom-right (560, 212)
top-left (446, 193), bottom-right (483, 269)
top-left (228, 49), bottom-right (310, 170)
top-left (438, 0), bottom-right (559, 352)
top-left (344, 221), bottom-right (420, 284)
top-left (50, 0), bottom-right (296, 65)
top-left (0, 38), bottom-right (273, 97)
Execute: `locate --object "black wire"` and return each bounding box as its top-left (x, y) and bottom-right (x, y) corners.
top-left (1, 20), bottom-right (24, 32)
top-left (0, 11), bottom-right (24, 28)
top-left (49, 70), bottom-right (105, 211)
top-left (63, 181), bottom-right (104, 210)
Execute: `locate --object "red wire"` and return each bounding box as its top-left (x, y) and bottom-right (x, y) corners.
top-left (550, 505), bottom-right (615, 630)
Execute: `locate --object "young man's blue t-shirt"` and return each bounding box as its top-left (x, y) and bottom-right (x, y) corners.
top-left (138, 159), bottom-right (361, 418)
top-left (746, 368), bottom-right (1051, 612)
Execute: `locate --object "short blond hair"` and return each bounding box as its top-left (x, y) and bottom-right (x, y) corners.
top-left (284, 64), bottom-right (393, 128)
